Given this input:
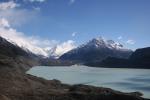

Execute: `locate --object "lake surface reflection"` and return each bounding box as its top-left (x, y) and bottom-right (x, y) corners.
top-left (27, 66), bottom-right (150, 98)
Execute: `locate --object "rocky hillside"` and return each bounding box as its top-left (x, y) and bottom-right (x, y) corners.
top-left (1, 67), bottom-right (148, 100)
top-left (0, 36), bottom-right (40, 71)
top-left (130, 47), bottom-right (150, 67)
top-left (86, 47), bottom-right (150, 68)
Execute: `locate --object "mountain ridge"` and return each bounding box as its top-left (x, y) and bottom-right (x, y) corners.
top-left (0, 36), bottom-right (40, 71)
top-left (86, 47), bottom-right (150, 68)
top-left (59, 37), bottom-right (133, 63)
top-left (0, 36), bottom-right (133, 59)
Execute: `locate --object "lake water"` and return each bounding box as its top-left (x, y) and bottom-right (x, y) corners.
top-left (27, 66), bottom-right (150, 98)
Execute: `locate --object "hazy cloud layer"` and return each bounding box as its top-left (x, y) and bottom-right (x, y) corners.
top-left (126, 40), bottom-right (136, 45)
top-left (118, 36), bottom-right (122, 40)
top-left (54, 40), bottom-right (76, 57)
top-left (0, 1), bottom-right (39, 27)
top-left (28, 0), bottom-right (47, 2)
top-left (72, 32), bottom-right (77, 37)
top-left (69, 0), bottom-right (76, 4)
top-left (0, 18), bottom-right (10, 28)
top-left (27, 0), bottom-right (75, 4)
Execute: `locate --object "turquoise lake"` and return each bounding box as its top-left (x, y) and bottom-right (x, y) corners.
top-left (27, 66), bottom-right (150, 98)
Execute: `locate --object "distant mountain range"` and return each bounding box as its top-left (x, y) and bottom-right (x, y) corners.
top-left (0, 36), bottom-right (132, 60)
top-left (0, 36), bottom-right (73, 67)
top-left (59, 37), bottom-right (150, 68)
top-left (59, 37), bottom-right (133, 64)
top-left (86, 47), bottom-right (150, 68)
top-left (0, 36), bottom-right (150, 68)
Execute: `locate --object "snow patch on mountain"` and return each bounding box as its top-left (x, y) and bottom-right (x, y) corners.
top-left (86, 37), bottom-right (128, 50)
top-left (66, 37), bottom-right (132, 55)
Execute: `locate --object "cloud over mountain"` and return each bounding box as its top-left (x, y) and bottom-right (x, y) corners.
top-left (0, 18), bottom-right (10, 28)
top-left (0, 0), bottom-right (76, 58)
top-left (0, 1), bottom-right (76, 58)
top-left (0, 19), bottom-right (76, 57)
top-left (126, 40), bottom-right (136, 45)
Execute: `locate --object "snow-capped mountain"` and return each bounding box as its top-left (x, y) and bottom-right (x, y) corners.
top-left (59, 37), bottom-right (133, 63)
top-left (0, 35), bottom-right (74, 58)
top-left (6, 38), bottom-right (49, 57)
top-left (0, 34), bottom-right (132, 60)
top-left (43, 46), bottom-right (59, 58)
top-left (0, 36), bottom-right (36, 58)
top-left (84, 37), bottom-right (124, 49)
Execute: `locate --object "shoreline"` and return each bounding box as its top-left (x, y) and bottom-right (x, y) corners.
top-left (0, 64), bottom-right (149, 100)
top-left (28, 66), bottom-right (147, 99)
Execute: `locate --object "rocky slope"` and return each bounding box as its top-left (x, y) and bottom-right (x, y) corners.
top-left (0, 36), bottom-right (40, 71)
top-left (129, 47), bottom-right (150, 67)
top-left (86, 47), bottom-right (150, 68)
top-left (59, 37), bottom-right (133, 64)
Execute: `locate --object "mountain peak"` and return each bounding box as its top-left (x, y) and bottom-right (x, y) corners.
top-left (107, 40), bottom-right (115, 44)
top-left (60, 37), bottom-right (133, 63)
top-left (88, 37), bottom-right (105, 48)
top-left (85, 37), bottom-right (124, 50)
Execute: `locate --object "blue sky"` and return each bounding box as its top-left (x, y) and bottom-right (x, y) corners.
top-left (0, 0), bottom-right (150, 50)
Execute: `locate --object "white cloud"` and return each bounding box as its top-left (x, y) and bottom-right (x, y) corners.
top-left (72, 32), bottom-right (77, 37)
top-left (0, 1), bottom-right (19, 10)
top-left (54, 40), bottom-right (76, 57)
top-left (0, 1), bottom-right (76, 58)
top-left (0, 8), bottom-right (39, 27)
top-left (69, 0), bottom-right (75, 5)
top-left (28, 0), bottom-right (47, 2)
top-left (0, 27), bottom-right (49, 56)
top-left (27, 0), bottom-right (75, 4)
top-left (126, 39), bottom-right (136, 45)
top-left (0, 18), bottom-right (76, 57)
top-left (118, 36), bottom-right (122, 40)
top-left (33, 7), bottom-right (41, 11)
top-left (0, 1), bottom-right (39, 27)
top-left (0, 18), bottom-right (10, 28)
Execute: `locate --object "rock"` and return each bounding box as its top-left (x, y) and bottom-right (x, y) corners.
top-left (0, 95), bottom-right (11, 100)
